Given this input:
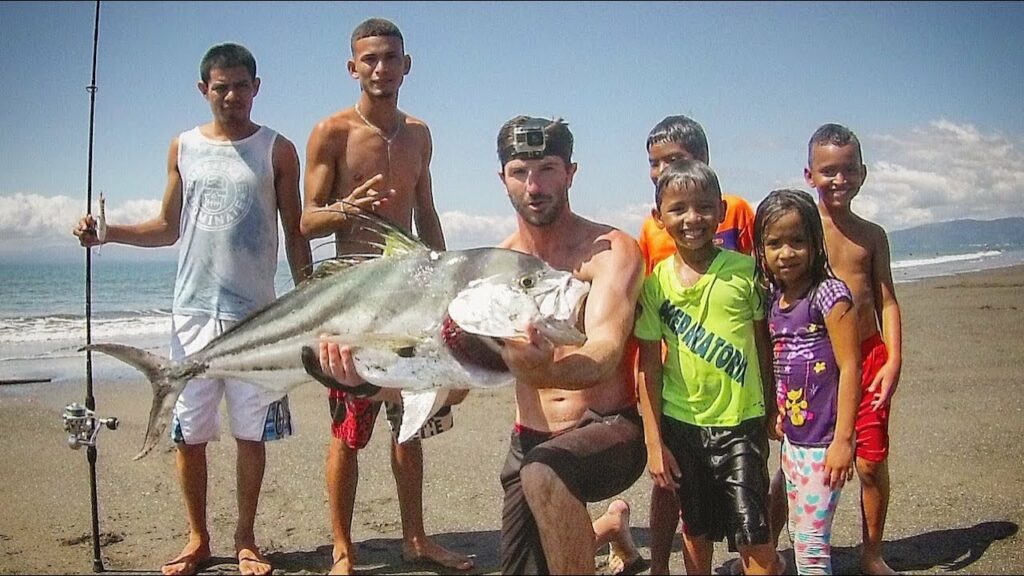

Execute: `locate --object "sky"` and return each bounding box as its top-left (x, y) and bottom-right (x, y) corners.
top-left (2, 1), bottom-right (1023, 262)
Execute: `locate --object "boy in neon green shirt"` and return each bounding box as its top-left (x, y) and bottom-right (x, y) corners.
top-left (635, 158), bottom-right (780, 575)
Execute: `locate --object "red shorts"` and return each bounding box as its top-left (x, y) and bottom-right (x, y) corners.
top-left (328, 388), bottom-right (453, 450)
top-left (855, 332), bottom-right (890, 462)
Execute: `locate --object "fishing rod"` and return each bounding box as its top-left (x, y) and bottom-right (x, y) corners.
top-left (62, 1), bottom-right (118, 572)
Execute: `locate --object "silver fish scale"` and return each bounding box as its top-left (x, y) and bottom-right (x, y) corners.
top-left (182, 247), bottom-right (551, 392)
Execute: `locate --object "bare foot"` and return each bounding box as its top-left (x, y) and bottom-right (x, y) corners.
top-left (860, 556), bottom-right (898, 575)
top-left (402, 538), bottom-right (474, 571)
top-left (161, 539), bottom-right (211, 576)
top-left (726, 552), bottom-right (788, 575)
top-left (605, 500), bottom-right (645, 575)
top-left (329, 552), bottom-right (355, 576)
top-left (237, 547), bottom-right (272, 576)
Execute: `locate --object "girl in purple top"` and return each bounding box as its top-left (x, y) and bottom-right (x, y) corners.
top-left (753, 189), bottom-right (862, 575)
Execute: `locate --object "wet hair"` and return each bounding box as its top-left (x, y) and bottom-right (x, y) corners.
top-left (654, 158), bottom-right (721, 208)
top-left (646, 114), bottom-right (710, 164)
top-left (351, 18), bottom-right (404, 53)
top-left (496, 116), bottom-right (574, 169)
top-left (753, 188), bottom-right (834, 292)
top-left (808, 123), bottom-right (863, 166)
top-left (200, 43), bottom-right (257, 84)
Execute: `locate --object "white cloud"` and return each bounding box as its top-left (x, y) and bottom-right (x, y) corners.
top-left (0, 193), bottom-right (165, 259)
top-left (4, 119), bottom-right (1020, 258)
top-left (580, 202), bottom-right (651, 237)
top-left (864, 119), bottom-right (1024, 230)
top-left (0, 193), bottom-right (160, 240)
top-left (439, 210), bottom-right (516, 249)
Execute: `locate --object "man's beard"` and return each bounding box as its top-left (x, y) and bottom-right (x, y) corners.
top-left (510, 191), bottom-right (567, 227)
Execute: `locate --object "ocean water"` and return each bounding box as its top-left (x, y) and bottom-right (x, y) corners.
top-left (0, 258), bottom-right (299, 386)
top-left (2, 247), bottom-right (1023, 386)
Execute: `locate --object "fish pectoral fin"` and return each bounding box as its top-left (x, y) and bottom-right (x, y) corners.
top-left (395, 389), bottom-right (450, 444)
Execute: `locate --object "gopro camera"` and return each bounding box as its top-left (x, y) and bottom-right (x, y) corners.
top-left (511, 119), bottom-right (548, 159)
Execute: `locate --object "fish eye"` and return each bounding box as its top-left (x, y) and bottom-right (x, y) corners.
top-left (520, 275), bottom-right (535, 289)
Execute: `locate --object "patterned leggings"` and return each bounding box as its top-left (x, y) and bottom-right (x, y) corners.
top-left (781, 438), bottom-right (844, 575)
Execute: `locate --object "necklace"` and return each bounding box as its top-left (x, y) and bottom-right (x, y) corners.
top-left (355, 103), bottom-right (403, 181)
top-left (355, 103), bottom-right (402, 144)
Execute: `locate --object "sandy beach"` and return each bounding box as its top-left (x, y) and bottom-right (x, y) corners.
top-left (1, 264), bottom-right (1022, 575)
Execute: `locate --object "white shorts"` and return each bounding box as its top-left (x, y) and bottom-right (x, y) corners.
top-left (169, 314), bottom-right (292, 444)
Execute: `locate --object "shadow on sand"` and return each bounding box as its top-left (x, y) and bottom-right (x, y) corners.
top-left (258, 530), bottom-right (502, 575)
top-left (187, 520), bottom-right (1016, 574)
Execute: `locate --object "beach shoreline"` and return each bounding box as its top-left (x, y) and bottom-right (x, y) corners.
top-left (2, 264), bottom-right (1022, 574)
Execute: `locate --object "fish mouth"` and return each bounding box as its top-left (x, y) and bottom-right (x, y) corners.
top-left (441, 314), bottom-right (508, 372)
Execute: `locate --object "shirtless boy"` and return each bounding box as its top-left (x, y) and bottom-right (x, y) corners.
top-left (805, 123), bottom-right (903, 575)
top-left (299, 18), bottom-right (470, 575)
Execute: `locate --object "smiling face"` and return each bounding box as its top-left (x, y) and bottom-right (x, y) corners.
top-left (199, 66), bottom-right (259, 126)
top-left (500, 156), bottom-right (576, 227)
top-left (348, 35), bottom-right (410, 98)
top-left (653, 179), bottom-right (725, 259)
top-left (805, 143), bottom-right (867, 212)
top-left (762, 209), bottom-right (813, 294)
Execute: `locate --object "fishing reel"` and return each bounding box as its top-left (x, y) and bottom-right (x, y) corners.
top-left (63, 402), bottom-right (119, 450)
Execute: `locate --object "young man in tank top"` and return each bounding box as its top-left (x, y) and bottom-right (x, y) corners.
top-left (299, 18), bottom-right (471, 576)
top-left (73, 43), bottom-right (311, 576)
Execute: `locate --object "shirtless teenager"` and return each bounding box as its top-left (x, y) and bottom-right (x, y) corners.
top-left (299, 18), bottom-right (470, 575)
top-left (805, 123), bottom-right (903, 575)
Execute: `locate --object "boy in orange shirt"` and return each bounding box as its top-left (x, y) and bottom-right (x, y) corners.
top-left (638, 115), bottom-right (755, 274)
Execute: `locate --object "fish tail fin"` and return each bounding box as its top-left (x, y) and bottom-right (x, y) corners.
top-left (396, 389), bottom-right (451, 444)
top-left (81, 343), bottom-right (187, 460)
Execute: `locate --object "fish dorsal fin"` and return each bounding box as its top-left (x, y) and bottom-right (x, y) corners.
top-left (309, 258), bottom-right (357, 280)
top-left (319, 202), bottom-right (430, 258)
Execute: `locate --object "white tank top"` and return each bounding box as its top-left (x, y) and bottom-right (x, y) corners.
top-left (173, 125), bottom-right (279, 320)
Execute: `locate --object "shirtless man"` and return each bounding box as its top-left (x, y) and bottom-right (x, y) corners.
top-left (311, 114), bottom-right (646, 574)
top-left (494, 115), bottom-right (647, 575)
top-left (299, 18), bottom-right (470, 575)
top-left (806, 123), bottom-right (903, 575)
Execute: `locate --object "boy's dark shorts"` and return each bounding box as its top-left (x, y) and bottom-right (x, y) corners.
top-left (662, 415), bottom-right (771, 549)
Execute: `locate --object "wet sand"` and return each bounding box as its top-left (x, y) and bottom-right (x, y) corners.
top-left (1, 265), bottom-right (1022, 574)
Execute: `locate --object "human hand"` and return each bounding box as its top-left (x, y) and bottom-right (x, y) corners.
top-left (326, 174), bottom-right (395, 216)
top-left (317, 337), bottom-right (366, 388)
top-left (824, 437), bottom-right (855, 489)
top-left (72, 214), bottom-right (103, 247)
top-left (770, 410), bottom-right (784, 441)
top-left (648, 442), bottom-right (681, 490)
top-left (867, 361), bottom-right (901, 411)
top-left (499, 323), bottom-right (555, 386)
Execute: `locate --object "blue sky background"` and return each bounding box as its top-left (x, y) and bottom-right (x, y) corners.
top-left (2, 1), bottom-right (1022, 261)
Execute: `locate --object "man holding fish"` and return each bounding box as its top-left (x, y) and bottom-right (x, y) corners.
top-left (313, 115), bottom-right (647, 575)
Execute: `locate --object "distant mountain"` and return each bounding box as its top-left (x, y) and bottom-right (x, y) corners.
top-left (889, 217), bottom-right (1024, 257)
